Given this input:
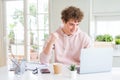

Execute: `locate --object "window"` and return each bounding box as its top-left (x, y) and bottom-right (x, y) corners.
top-left (95, 16), bottom-right (120, 37)
top-left (6, 0), bottom-right (24, 63)
top-left (91, 15), bottom-right (120, 40)
top-left (4, 0), bottom-right (49, 64)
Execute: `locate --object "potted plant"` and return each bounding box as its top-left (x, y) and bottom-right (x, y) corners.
top-left (69, 64), bottom-right (77, 79)
top-left (94, 34), bottom-right (113, 48)
top-left (114, 35), bottom-right (120, 49)
top-left (30, 44), bottom-right (39, 52)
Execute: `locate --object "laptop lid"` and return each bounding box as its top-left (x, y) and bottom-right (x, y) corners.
top-left (80, 48), bottom-right (113, 74)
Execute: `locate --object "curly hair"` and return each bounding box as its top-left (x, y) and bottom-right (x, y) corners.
top-left (61, 6), bottom-right (84, 23)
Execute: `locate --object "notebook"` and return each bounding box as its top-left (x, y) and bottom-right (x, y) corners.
top-left (79, 48), bottom-right (113, 74)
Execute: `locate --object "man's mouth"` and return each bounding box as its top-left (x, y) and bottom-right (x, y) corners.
top-left (70, 29), bottom-right (74, 32)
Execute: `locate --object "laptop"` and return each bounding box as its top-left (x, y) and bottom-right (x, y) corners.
top-left (79, 48), bottom-right (113, 74)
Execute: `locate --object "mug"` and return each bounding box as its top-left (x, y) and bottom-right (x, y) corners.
top-left (53, 63), bottom-right (62, 74)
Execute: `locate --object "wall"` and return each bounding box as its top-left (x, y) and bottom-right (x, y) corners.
top-left (113, 57), bottom-right (120, 67)
top-left (49, 0), bottom-right (90, 34)
top-left (92, 0), bottom-right (120, 13)
top-left (92, 0), bottom-right (120, 67)
top-left (0, 0), bottom-right (6, 67)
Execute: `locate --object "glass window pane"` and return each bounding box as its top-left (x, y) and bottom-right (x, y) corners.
top-left (38, 0), bottom-right (48, 13)
top-left (28, 45), bottom-right (39, 62)
top-left (38, 14), bottom-right (49, 29)
top-left (27, 0), bottom-right (37, 15)
top-left (28, 30), bottom-right (39, 46)
top-left (14, 30), bottom-right (24, 44)
top-left (5, 0), bottom-right (49, 63)
top-left (6, 1), bottom-right (24, 62)
top-left (27, 15), bottom-right (38, 30)
top-left (11, 44), bottom-right (24, 55)
top-left (95, 16), bottom-right (120, 37)
top-left (38, 15), bottom-right (45, 29)
top-left (38, 31), bottom-right (45, 45)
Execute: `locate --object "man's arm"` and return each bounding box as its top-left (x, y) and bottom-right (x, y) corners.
top-left (40, 33), bottom-right (58, 64)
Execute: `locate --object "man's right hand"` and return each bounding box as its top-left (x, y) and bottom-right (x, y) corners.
top-left (42, 32), bottom-right (59, 55)
top-left (48, 32), bottom-right (59, 45)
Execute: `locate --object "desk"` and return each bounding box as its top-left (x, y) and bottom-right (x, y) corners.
top-left (0, 66), bottom-right (120, 80)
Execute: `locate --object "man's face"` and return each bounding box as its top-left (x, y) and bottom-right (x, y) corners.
top-left (63, 19), bottom-right (79, 35)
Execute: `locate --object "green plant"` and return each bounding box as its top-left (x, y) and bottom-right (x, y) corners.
top-left (8, 23), bottom-right (16, 44)
top-left (115, 35), bottom-right (120, 39)
top-left (44, 33), bottom-right (49, 40)
top-left (115, 39), bottom-right (120, 45)
top-left (8, 30), bottom-right (15, 43)
top-left (95, 34), bottom-right (113, 42)
top-left (69, 64), bottom-right (76, 71)
top-left (95, 35), bottom-right (104, 41)
top-left (103, 34), bottom-right (113, 42)
top-left (115, 35), bottom-right (120, 45)
top-left (31, 45), bottom-right (39, 51)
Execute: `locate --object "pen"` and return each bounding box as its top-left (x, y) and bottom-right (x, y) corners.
top-left (10, 58), bottom-right (20, 67)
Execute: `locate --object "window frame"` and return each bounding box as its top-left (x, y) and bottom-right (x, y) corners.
top-left (3, 0), bottom-right (49, 63)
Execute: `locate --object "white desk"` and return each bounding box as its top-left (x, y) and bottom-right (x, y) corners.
top-left (0, 66), bottom-right (120, 80)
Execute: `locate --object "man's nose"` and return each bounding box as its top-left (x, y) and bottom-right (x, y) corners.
top-left (71, 26), bottom-right (75, 31)
top-left (72, 25), bottom-right (77, 29)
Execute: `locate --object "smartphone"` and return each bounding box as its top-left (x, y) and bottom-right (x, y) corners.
top-left (40, 68), bottom-right (50, 74)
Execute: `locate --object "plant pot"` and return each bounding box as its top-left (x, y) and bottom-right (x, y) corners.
top-left (94, 42), bottom-right (113, 48)
top-left (70, 70), bottom-right (77, 79)
top-left (113, 44), bottom-right (120, 50)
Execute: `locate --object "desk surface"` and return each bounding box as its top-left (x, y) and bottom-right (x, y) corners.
top-left (0, 65), bottom-right (120, 80)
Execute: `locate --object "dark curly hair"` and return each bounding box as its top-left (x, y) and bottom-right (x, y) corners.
top-left (61, 6), bottom-right (84, 23)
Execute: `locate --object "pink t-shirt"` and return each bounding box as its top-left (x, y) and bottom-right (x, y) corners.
top-left (40, 27), bottom-right (91, 65)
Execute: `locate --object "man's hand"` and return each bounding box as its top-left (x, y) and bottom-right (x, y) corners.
top-left (43, 32), bottom-right (59, 55)
top-left (48, 32), bottom-right (59, 44)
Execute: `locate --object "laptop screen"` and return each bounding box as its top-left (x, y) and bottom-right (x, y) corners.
top-left (79, 48), bottom-right (113, 74)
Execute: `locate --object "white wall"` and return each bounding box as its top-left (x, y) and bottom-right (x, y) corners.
top-left (92, 0), bottom-right (120, 67)
top-left (113, 57), bottom-right (120, 67)
top-left (92, 0), bottom-right (120, 13)
top-left (49, 0), bottom-right (90, 34)
top-left (0, 0), bottom-right (6, 67)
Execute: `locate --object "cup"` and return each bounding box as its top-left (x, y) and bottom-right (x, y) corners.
top-left (53, 63), bottom-right (62, 74)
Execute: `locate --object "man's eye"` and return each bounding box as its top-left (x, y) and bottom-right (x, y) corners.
top-left (69, 23), bottom-right (74, 26)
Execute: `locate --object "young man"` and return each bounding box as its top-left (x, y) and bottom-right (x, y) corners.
top-left (40, 6), bottom-right (91, 65)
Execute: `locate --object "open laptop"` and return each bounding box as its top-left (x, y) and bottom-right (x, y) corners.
top-left (79, 48), bottom-right (113, 74)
